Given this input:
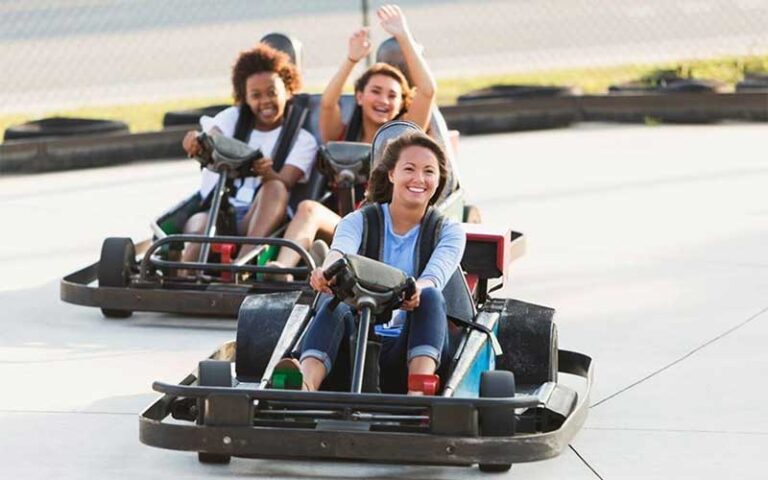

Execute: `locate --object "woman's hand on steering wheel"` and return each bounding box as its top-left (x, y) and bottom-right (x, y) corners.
top-left (182, 131), bottom-right (203, 158)
top-left (401, 278), bottom-right (432, 311)
top-left (310, 267), bottom-right (333, 294)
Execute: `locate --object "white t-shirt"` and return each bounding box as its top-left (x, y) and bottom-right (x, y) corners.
top-left (198, 106), bottom-right (318, 209)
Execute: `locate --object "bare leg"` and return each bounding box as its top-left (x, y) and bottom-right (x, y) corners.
top-left (180, 211), bottom-right (210, 264)
top-left (273, 200), bottom-right (341, 268)
top-left (299, 357), bottom-right (327, 392)
top-left (237, 179), bottom-right (288, 260)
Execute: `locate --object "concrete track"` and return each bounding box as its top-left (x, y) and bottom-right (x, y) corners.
top-left (1, 123), bottom-right (767, 478)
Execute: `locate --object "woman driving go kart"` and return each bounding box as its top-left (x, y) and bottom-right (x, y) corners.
top-left (274, 130), bottom-right (465, 395)
top-left (180, 42), bottom-right (318, 264)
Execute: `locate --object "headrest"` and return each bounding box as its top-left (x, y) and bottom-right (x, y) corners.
top-left (375, 36), bottom-right (424, 85)
top-left (260, 32), bottom-right (303, 71)
top-left (370, 120), bottom-right (420, 167)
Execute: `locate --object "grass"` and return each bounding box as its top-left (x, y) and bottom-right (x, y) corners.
top-left (2, 54), bottom-right (766, 136)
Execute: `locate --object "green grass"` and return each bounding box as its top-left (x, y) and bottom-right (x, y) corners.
top-left (2, 54), bottom-right (766, 136)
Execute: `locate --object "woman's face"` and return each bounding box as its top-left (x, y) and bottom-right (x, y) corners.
top-left (387, 145), bottom-right (440, 209)
top-left (356, 74), bottom-right (403, 127)
top-left (245, 72), bottom-right (290, 131)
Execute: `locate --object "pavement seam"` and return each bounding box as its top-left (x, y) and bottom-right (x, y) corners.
top-left (585, 426), bottom-right (768, 435)
top-left (591, 304), bottom-right (768, 408)
top-left (569, 444), bottom-right (605, 480)
top-left (0, 409), bottom-right (136, 416)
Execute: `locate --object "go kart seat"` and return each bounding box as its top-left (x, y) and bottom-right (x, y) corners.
top-left (376, 37), bottom-right (459, 201)
top-left (288, 94), bottom-right (359, 212)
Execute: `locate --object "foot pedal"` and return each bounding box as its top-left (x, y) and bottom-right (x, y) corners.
top-left (270, 369), bottom-right (303, 390)
top-left (408, 373), bottom-right (440, 395)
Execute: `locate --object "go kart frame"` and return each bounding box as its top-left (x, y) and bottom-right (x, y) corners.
top-left (139, 220), bottom-right (592, 472)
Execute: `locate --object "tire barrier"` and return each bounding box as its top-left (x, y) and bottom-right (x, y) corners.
top-left (162, 104), bottom-right (230, 128)
top-left (3, 117), bottom-right (129, 142)
top-left (2, 92), bottom-right (766, 174)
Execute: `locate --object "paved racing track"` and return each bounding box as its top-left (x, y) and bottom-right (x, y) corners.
top-left (1, 123), bottom-right (767, 479)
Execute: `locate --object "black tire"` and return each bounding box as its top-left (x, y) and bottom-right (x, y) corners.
top-left (463, 204), bottom-right (482, 224)
top-left (162, 104), bottom-right (230, 128)
top-left (198, 452), bottom-right (231, 464)
top-left (495, 300), bottom-right (558, 385)
top-left (198, 360), bottom-right (233, 387)
top-left (197, 361), bottom-right (233, 464)
top-left (457, 84), bottom-right (576, 104)
top-left (235, 292), bottom-right (302, 382)
top-left (97, 237), bottom-right (136, 318)
top-left (478, 370), bottom-right (515, 473)
top-left (4, 117), bottom-right (129, 142)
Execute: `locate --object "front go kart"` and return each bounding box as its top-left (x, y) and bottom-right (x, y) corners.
top-left (140, 225), bottom-right (592, 472)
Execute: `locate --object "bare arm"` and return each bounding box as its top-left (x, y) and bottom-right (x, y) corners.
top-left (378, 5), bottom-right (436, 130)
top-left (252, 159), bottom-right (304, 189)
top-left (319, 28), bottom-right (372, 143)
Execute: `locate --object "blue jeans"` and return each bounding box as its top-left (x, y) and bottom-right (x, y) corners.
top-left (300, 287), bottom-right (450, 393)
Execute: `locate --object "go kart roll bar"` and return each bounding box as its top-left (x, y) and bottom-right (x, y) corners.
top-left (139, 235), bottom-right (316, 279)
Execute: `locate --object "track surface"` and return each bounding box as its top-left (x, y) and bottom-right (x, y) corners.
top-left (1, 124), bottom-right (767, 478)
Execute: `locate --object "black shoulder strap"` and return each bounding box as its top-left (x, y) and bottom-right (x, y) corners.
top-left (358, 203), bottom-right (384, 260)
top-left (344, 105), bottom-right (363, 141)
top-left (416, 206), bottom-right (445, 276)
top-left (233, 104), bottom-right (254, 143)
top-left (270, 93), bottom-right (310, 172)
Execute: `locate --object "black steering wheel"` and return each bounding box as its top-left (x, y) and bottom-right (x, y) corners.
top-left (322, 254), bottom-right (416, 314)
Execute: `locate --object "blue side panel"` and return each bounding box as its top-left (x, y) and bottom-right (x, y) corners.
top-left (452, 325), bottom-right (497, 398)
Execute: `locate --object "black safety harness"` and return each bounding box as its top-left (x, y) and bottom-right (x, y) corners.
top-left (357, 203), bottom-right (502, 355)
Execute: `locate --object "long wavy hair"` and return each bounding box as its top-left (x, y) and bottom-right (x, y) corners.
top-left (366, 130), bottom-right (448, 206)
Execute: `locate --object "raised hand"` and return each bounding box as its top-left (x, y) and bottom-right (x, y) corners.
top-left (377, 4), bottom-right (410, 39)
top-left (348, 28), bottom-right (372, 62)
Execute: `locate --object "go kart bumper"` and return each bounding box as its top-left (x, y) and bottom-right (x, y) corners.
top-left (139, 350), bottom-right (592, 466)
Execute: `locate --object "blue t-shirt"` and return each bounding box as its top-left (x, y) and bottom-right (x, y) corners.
top-left (330, 203), bottom-right (466, 291)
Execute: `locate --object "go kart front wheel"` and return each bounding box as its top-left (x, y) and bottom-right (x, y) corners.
top-left (97, 237), bottom-right (135, 318)
top-left (197, 360), bottom-right (233, 465)
top-left (478, 370), bottom-right (515, 473)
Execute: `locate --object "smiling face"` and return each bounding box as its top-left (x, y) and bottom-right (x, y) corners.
top-left (244, 72), bottom-right (290, 131)
top-left (356, 74), bottom-right (404, 128)
top-left (387, 145), bottom-right (440, 210)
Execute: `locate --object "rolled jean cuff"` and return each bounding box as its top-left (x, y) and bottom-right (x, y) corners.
top-left (408, 345), bottom-right (441, 365)
top-left (300, 349), bottom-right (332, 374)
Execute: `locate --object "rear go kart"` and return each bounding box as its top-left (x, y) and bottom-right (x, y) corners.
top-left (140, 220), bottom-right (591, 472)
top-left (60, 132), bottom-right (318, 318)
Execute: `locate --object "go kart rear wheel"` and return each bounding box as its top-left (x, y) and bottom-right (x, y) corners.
top-left (97, 237), bottom-right (135, 318)
top-left (198, 452), bottom-right (231, 465)
top-left (197, 360), bottom-right (233, 465)
top-left (478, 370), bottom-right (515, 473)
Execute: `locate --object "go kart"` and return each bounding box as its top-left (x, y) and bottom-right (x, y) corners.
top-left (60, 131), bottom-right (320, 318)
top-left (139, 219), bottom-right (591, 472)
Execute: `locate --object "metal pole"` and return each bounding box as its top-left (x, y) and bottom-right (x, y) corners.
top-left (350, 302), bottom-right (373, 393)
top-left (197, 171), bottom-right (228, 264)
top-left (362, 0), bottom-right (372, 67)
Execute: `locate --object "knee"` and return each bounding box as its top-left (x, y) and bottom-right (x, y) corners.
top-left (262, 179), bottom-right (288, 202)
top-left (420, 286), bottom-right (444, 307)
top-left (296, 200), bottom-right (319, 220)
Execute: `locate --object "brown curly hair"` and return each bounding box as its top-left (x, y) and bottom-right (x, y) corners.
top-left (366, 130), bottom-right (448, 206)
top-left (354, 63), bottom-right (413, 114)
top-left (231, 43), bottom-right (302, 104)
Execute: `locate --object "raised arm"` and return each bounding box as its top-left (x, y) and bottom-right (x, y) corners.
top-left (378, 4), bottom-right (436, 130)
top-left (319, 28), bottom-right (373, 143)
